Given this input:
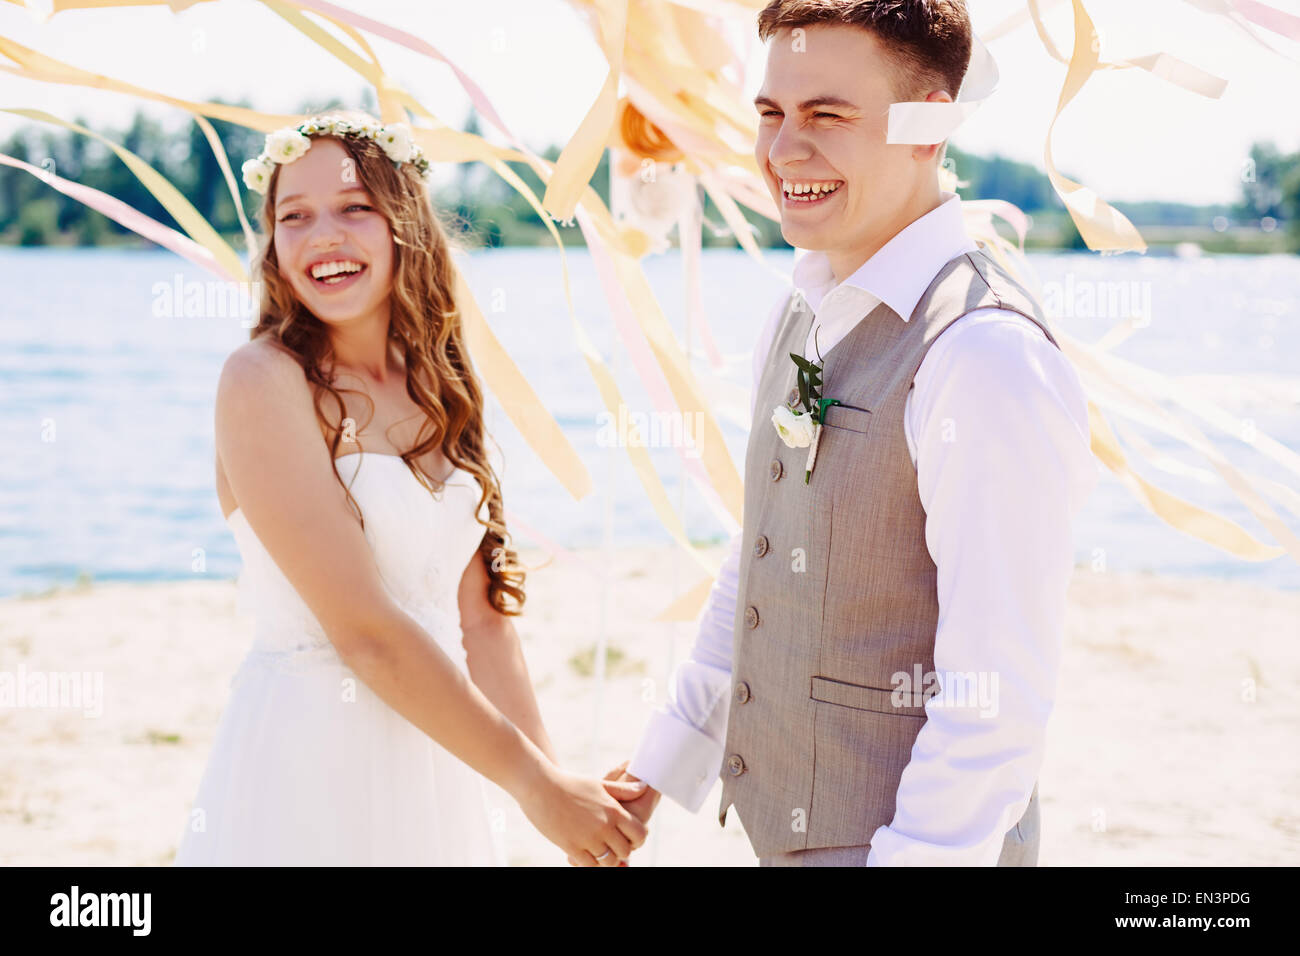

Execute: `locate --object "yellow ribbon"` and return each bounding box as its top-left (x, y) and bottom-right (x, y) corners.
top-left (0, 3), bottom-right (595, 505)
top-left (6, 0), bottom-right (1298, 620)
top-left (0, 106), bottom-right (248, 281)
top-left (541, 0), bottom-right (628, 221)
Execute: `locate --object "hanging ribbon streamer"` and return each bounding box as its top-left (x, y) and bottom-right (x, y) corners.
top-left (600, 162), bottom-right (741, 537)
top-left (189, 112), bottom-right (258, 259)
top-left (676, 182), bottom-right (728, 372)
top-left (541, 0), bottom-right (629, 221)
top-left (1182, 0), bottom-right (1300, 60)
top-left (5, 0), bottom-right (1299, 622)
top-left (886, 32), bottom-right (1001, 145)
top-left (268, 0), bottom-right (740, 578)
top-left (1065, 335), bottom-right (1300, 562)
top-left (0, 148), bottom-right (239, 278)
top-left (0, 106), bottom-right (248, 280)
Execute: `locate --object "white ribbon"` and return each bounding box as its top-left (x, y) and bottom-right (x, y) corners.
top-left (886, 32), bottom-right (1000, 145)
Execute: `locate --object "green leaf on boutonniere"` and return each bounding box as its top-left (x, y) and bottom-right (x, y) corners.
top-left (788, 335), bottom-right (831, 421)
top-left (789, 353), bottom-right (821, 375)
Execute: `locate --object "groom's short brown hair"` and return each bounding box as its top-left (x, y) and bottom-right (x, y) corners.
top-left (757, 0), bottom-right (973, 103)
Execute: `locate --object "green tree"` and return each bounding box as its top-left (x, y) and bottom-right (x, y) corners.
top-left (0, 132), bottom-right (33, 227)
top-left (1233, 141), bottom-right (1289, 223)
top-left (17, 197), bottom-right (60, 245)
top-left (1280, 160), bottom-right (1300, 253)
top-left (179, 101), bottom-right (264, 232)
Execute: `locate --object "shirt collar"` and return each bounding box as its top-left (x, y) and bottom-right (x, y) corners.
top-left (790, 190), bottom-right (976, 323)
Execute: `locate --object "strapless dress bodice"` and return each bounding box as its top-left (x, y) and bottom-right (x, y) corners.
top-left (224, 453), bottom-right (487, 675)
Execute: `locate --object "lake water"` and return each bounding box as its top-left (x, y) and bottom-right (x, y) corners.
top-left (1, 245), bottom-right (1298, 596)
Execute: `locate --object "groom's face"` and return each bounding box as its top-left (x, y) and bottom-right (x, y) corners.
top-left (755, 24), bottom-right (936, 268)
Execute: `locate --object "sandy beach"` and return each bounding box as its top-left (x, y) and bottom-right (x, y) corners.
top-left (0, 545), bottom-right (1296, 866)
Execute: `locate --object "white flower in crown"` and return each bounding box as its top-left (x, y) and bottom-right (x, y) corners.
top-left (242, 115), bottom-right (432, 195)
top-left (376, 123), bottom-right (416, 164)
top-left (241, 156), bottom-right (275, 193)
top-left (265, 127), bottom-right (312, 164)
top-left (772, 405), bottom-right (816, 448)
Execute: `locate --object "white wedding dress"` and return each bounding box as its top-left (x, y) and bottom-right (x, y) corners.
top-left (174, 452), bottom-right (506, 866)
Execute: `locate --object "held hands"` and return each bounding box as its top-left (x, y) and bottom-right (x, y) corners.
top-left (566, 760), bottom-right (663, 867)
top-left (516, 760), bottom-right (650, 867)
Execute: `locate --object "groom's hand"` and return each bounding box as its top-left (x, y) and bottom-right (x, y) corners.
top-left (603, 760), bottom-right (661, 823)
top-left (566, 760), bottom-right (662, 866)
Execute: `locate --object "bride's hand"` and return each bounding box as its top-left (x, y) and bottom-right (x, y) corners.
top-left (516, 763), bottom-right (650, 866)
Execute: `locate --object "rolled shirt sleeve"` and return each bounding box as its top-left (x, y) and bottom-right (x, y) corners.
top-left (867, 310), bottom-right (1099, 865)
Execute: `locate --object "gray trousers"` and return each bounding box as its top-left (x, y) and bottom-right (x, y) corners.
top-left (759, 784), bottom-right (1040, 867)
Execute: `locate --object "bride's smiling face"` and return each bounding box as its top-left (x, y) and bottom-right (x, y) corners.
top-left (273, 137), bottom-right (394, 325)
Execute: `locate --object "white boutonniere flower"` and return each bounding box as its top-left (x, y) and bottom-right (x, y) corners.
top-left (772, 405), bottom-right (816, 448)
top-left (772, 329), bottom-right (844, 484)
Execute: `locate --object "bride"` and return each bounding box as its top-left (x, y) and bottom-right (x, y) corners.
top-left (173, 110), bottom-right (647, 866)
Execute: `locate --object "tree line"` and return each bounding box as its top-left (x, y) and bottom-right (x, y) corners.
top-left (1, 96), bottom-right (1293, 253)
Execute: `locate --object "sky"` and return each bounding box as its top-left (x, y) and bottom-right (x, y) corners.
top-left (2, 0), bottom-right (1298, 206)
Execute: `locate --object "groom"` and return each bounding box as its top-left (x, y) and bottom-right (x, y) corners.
top-left (604, 0), bottom-right (1099, 866)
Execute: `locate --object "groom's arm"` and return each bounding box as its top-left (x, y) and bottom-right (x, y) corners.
top-left (625, 532), bottom-right (743, 810)
top-left (866, 310), bottom-right (1099, 866)
top-left (624, 286), bottom-right (792, 812)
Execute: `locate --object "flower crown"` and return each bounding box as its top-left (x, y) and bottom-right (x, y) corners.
top-left (240, 114), bottom-right (432, 195)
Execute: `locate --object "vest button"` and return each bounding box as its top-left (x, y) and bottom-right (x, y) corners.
top-left (744, 605), bottom-right (759, 629)
top-left (734, 681), bottom-right (751, 704)
top-left (726, 754), bottom-right (746, 776)
top-left (769, 459), bottom-right (783, 482)
top-left (753, 535), bottom-right (769, 558)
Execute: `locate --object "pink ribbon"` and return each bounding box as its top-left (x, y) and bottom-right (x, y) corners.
top-left (0, 150), bottom-right (239, 281)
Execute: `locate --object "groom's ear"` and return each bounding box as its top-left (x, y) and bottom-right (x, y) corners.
top-left (910, 90), bottom-right (955, 164)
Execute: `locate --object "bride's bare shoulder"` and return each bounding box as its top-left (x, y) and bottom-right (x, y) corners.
top-left (215, 339), bottom-right (317, 446)
top-left (223, 337), bottom-right (304, 380)
top-left (218, 339), bottom-right (312, 408)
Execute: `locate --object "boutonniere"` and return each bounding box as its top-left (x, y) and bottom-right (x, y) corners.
top-left (770, 330), bottom-right (842, 484)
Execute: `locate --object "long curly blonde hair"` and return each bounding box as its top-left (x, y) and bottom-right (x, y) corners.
top-left (245, 109), bottom-right (525, 616)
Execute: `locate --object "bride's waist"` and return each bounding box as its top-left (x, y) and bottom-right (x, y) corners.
top-left (243, 600), bottom-right (464, 667)
top-left (400, 596), bottom-right (463, 634)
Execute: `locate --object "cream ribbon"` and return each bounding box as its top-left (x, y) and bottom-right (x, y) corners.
top-left (5, 0), bottom-right (1299, 620)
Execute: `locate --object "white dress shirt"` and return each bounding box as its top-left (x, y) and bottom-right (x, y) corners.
top-left (627, 191), bottom-right (1099, 865)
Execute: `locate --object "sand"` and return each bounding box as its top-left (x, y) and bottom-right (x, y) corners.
top-left (0, 545), bottom-right (1296, 866)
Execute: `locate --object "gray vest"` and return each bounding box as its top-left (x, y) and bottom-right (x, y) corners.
top-left (718, 249), bottom-right (1060, 856)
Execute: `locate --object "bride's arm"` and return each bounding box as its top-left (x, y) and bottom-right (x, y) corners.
top-left (215, 341), bottom-right (644, 861)
top-left (458, 553), bottom-right (557, 765)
